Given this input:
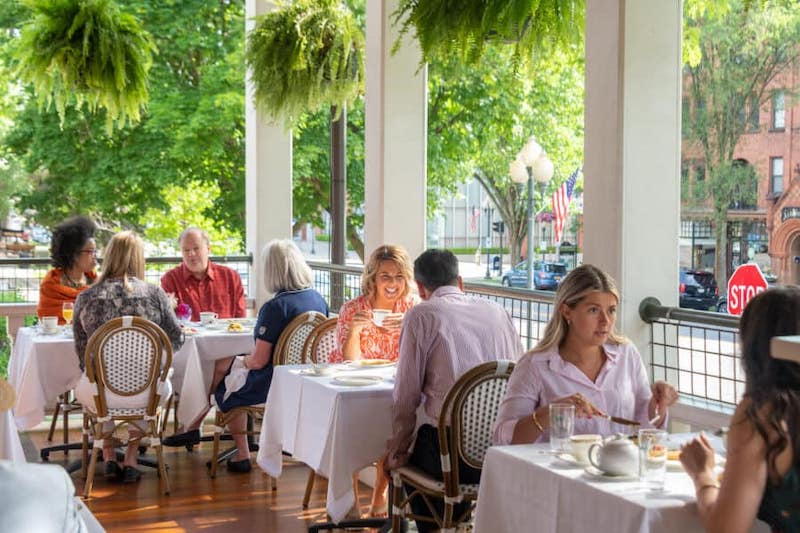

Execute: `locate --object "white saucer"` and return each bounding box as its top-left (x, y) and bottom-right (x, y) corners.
top-left (40, 328), bottom-right (61, 336)
top-left (583, 465), bottom-right (638, 481)
top-left (331, 375), bottom-right (383, 387)
top-left (555, 453), bottom-right (587, 468)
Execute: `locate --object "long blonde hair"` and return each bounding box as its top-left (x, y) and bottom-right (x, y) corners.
top-left (533, 264), bottom-right (627, 354)
top-left (361, 244), bottom-right (413, 301)
top-left (96, 231), bottom-right (145, 291)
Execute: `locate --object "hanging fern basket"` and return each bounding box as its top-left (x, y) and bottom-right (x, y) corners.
top-left (245, 0), bottom-right (365, 128)
top-left (394, 0), bottom-right (584, 67)
top-left (15, 0), bottom-right (156, 133)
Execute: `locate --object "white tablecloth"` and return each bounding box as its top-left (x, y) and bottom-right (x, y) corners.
top-left (256, 365), bottom-right (395, 523)
top-left (174, 330), bottom-right (254, 426)
top-left (0, 410), bottom-right (25, 461)
top-left (8, 326), bottom-right (253, 430)
top-left (473, 442), bottom-right (770, 533)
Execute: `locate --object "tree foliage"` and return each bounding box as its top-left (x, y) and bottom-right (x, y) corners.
top-left (683, 0), bottom-right (800, 287)
top-left (14, 0), bottom-right (156, 133)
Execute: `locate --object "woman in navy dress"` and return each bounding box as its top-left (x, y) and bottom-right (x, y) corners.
top-left (215, 239), bottom-right (328, 472)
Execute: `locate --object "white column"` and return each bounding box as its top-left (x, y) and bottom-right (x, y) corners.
top-left (245, 0), bottom-right (293, 306)
top-left (364, 0), bottom-right (427, 261)
top-left (583, 0), bottom-right (682, 356)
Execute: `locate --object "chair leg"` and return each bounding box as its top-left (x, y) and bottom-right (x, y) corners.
top-left (302, 468), bottom-right (316, 509)
top-left (155, 443), bottom-right (170, 495)
top-left (391, 477), bottom-right (404, 532)
top-left (84, 443), bottom-right (101, 499)
top-left (81, 415), bottom-right (89, 479)
top-left (47, 399), bottom-right (61, 442)
top-left (61, 399), bottom-right (70, 446)
top-left (210, 412), bottom-right (223, 479)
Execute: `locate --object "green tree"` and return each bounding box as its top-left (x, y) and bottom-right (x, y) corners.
top-left (428, 44), bottom-right (584, 265)
top-left (683, 1), bottom-right (800, 288)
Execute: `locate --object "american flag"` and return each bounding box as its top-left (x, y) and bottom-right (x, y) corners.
top-left (551, 166), bottom-right (581, 244)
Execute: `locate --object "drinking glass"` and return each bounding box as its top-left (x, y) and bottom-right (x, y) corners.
top-left (549, 403), bottom-right (575, 453)
top-left (639, 428), bottom-right (667, 491)
top-left (62, 302), bottom-right (74, 326)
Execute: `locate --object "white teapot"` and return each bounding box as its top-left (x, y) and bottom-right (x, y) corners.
top-left (587, 434), bottom-right (639, 476)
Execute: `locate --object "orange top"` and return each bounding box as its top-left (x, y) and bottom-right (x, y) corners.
top-left (330, 294), bottom-right (415, 363)
top-left (37, 268), bottom-right (96, 324)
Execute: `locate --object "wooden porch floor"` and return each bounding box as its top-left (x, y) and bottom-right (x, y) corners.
top-left (25, 429), bottom-right (379, 532)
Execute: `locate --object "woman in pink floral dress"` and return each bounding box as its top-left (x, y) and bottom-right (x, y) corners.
top-left (331, 244), bottom-right (415, 517)
top-left (331, 244), bottom-right (415, 363)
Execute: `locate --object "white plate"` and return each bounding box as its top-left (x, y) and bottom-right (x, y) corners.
top-left (555, 453), bottom-right (587, 468)
top-left (666, 459), bottom-right (684, 472)
top-left (39, 328), bottom-right (62, 336)
top-left (583, 466), bottom-right (638, 481)
top-left (331, 375), bottom-right (383, 387)
top-left (345, 359), bottom-right (396, 369)
top-left (299, 367), bottom-right (338, 377)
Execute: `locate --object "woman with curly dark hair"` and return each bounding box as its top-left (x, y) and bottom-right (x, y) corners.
top-left (37, 216), bottom-right (98, 323)
top-left (681, 286), bottom-right (800, 533)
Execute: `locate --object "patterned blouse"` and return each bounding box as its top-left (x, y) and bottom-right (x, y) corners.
top-left (73, 277), bottom-right (184, 370)
top-left (330, 294), bottom-right (415, 363)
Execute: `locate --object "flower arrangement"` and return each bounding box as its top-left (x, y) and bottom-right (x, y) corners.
top-left (176, 303), bottom-right (192, 322)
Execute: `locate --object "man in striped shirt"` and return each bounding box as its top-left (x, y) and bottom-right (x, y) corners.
top-left (385, 249), bottom-right (522, 531)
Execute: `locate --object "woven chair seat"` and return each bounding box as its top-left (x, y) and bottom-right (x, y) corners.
top-left (395, 465), bottom-right (480, 496)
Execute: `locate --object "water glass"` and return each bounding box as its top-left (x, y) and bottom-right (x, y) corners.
top-left (639, 428), bottom-right (667, 491)
top-left (549, 403), bottom-right (575, 453)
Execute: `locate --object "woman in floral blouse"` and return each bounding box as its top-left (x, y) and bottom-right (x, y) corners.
top-left (330, 244), bottom-right (415, 363)
top-left (330, 244), bottom-right (415, 517)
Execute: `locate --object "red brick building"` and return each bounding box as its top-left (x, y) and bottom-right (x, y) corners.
top-left (682, 62), bottom-right (800, 285)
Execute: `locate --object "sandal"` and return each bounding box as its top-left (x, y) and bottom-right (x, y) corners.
top-left (365, 503), bottom-right (388, 518)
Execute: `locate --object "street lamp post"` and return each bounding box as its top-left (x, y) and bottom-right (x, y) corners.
top-left (483, 198), bottom-right (493, 279)
top-left (510, 136), bottom-right (554, 289)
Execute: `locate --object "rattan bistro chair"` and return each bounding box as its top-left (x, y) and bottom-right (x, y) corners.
top-left (273, 311), bottom-right (327, 365)
top-left (390, 360), bottom-right (515, 532)
top-left (81, 316), bottom-right (173, 498)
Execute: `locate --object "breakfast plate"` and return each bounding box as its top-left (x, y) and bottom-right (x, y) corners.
top-left (331, 375), bottom-right (383, 387)
top-left (583, 466), bottom-right (638, 482)
top-left (555, 453), bottom-right (586, 468)
top-left (346, 359), bottom-right (395, 369)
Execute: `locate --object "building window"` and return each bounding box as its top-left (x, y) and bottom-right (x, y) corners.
top-left (772, 91), bottom-right (786, 130)
top-left (771, 157), bottom-right (784, 194)
top-left (748, 97), bottom-right (760, 132)
top-left (681, 98), bottom-right (690, 138)
top-left (694, 163), bottom-right (706, 181)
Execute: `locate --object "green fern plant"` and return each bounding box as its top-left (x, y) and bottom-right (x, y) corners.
top-left (246, 0), bottom-right (365, 128)
top-left (394, 0), bottom-right (584, 67)
top-left (15, 0), bottom-right (156, 133)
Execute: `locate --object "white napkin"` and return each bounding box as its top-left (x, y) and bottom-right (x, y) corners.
top-left (223, 356), bottom-right (249, 402)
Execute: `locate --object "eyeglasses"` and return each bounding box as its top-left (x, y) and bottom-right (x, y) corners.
top-left (79, 249), bottom-right (98, 257)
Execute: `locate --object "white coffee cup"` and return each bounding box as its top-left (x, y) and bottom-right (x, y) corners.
top-left (41, 316), bottom-right (59, 333)
top-left (570, 434), bottom-right (603, 464)
top-left (372, 309), bottom-right (391, 327)
top-left (200, 312), bottom-right (219, 325)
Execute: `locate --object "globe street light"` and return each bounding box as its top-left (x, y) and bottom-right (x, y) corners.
top-left (510, 136), bottom-right (554, 289)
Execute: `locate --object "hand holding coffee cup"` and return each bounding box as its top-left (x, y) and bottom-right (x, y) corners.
top-left (41, 316), bottom-right (59, 334)
top-left (200, 312), bottom-right (218, 325)
top-left (372, 309), bottom-right (391, 327)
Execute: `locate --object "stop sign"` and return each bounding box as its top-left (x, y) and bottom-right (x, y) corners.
top-left (727, 264), bottom-right (768, 315)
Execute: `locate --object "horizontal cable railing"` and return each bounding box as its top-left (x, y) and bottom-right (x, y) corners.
top-left (639, 297), bottom-right (742, 411)
top-left (308, 261), bottom-right (556, 350)
top-left (0, 255), bottom-right (253, 304)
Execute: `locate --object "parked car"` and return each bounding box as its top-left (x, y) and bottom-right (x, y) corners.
top-left (502, 261), bottom-right (568, 290)
top-left (679, 269), bottom-right (719, 310)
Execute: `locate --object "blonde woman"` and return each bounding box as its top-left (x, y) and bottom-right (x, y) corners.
top-left (330, 244), bottom-right (416, 363)
top-left (492, 264), bottom-right (678, 445)
top-left (73, 231), bottom-right (183, 483)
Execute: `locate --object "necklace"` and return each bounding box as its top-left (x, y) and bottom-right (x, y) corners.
top-left (62, 271), bottom-right (86, 289)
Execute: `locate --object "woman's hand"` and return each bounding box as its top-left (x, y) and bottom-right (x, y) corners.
top-left (378, 312), bottom-right (404, 331)
top-left (552, 393), bottom-right (605, 419)
top-left (680, 432), bottom-right (716, 482)
top-left (649, 381), bottom-right (678, 423)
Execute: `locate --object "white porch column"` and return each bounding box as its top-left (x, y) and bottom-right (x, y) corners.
top-left (364, 0), bottom-right (427, 261)
top-left (245, 0), bottom-right (293, 306)
top-left (583, 1), bottom-right (682, 356)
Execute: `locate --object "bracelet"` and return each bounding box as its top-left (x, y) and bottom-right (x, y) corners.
top-left (531, 410), bottom-right (544, 432)
top-left (697, 482), bottom-right (720, 492)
